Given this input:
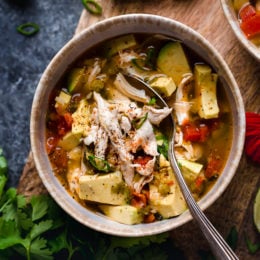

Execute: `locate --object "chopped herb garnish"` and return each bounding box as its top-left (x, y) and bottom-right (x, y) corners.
top-left (156, 134), bottom-right (169, 159)
top-left (131, 58), bottom-right (151, 71)
top-left (145, 46), bottom-right (156, 69)
top-left (132, 112), bottom-right (148, 129)
top-left (226, 226), bottom-right (238, 250)
top-left (16, 22), bottom-right (39, 36)
top-left (244, 233), bottom-right (260, 254)
top-left (88, 155), bottom-right (111, 172)
top-left (82, 0), bottom-right (102, 15)
top-left (148, 97), bottom-right (157, 105)
top-left (0, 149), bottom-right (7, 199)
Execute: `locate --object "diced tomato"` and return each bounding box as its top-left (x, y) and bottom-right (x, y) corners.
top-left (191, 175), bottom-right (206, 194)
top-left (144, 213), bottom-right (156, 223)
top-left (166, 180), bottom-right (174, 186)
top-left (241, 14), bottom-right (260, 38)
top-left (63, 112), bottom-right (73, 128)
top-left (182, 123), bottom-right (201, 142)
top-left (133, 155), bottom-right (153, 166)
top-left (55, 115), bottom-right (72, 136)
top-left (239, 4), bottom-right (256, 22)
top-left (130, 192), bottom-right (147, 208)
top-left (182, 122), bottom-right (209, 142)
top-left (195, 176), bottom-right (206, 189)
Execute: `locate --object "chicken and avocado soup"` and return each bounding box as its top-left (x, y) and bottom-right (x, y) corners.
top-left (46, 34), bottom-right (232, 225)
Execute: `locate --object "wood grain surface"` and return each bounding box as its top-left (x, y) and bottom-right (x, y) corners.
top-left (18, 0), bottom-right (260, 259)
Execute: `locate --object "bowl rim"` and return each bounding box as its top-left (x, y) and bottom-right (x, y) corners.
top-left (30, 13), bottom-right (245, 237)
top-left (220, 0), bottom-right (260, 62)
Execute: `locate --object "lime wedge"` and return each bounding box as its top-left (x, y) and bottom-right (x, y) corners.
top-left (253, 188), bottom-right (260, 233)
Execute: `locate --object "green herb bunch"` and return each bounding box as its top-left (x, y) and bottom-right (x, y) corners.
top-left (0, 148), bottom-right (184, 259)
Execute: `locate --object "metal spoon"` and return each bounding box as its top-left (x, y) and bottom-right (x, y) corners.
top-left (126, 75), bottom-right (239, 260)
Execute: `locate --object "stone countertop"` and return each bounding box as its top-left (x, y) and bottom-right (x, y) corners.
top-left (0, 0), bottom-right (83, 187)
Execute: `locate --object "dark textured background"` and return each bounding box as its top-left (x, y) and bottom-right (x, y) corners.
top-left (0, 0), bottom-right (83, 187)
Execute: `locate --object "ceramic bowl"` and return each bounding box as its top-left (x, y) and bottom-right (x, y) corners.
top-left (221, 0), bottom-right (260, 61)
top-left (30, 14), bottom-right (245, 237)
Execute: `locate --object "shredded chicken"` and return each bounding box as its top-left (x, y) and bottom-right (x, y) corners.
top-left (93, 92), bottom-right (135, 187)
top-left (84, 108), bottom-right (99, 145)
top-left (143, 105), bottom-right (172, 125)
top-left (87, 59), bottom-right (102, 85)
top-left (176, 73), bottom-right (193, 101)
top-left (133, 156), bottom-right (156, 176)
top-left (82, 90), bottom-right (172, 191)
top-left (131, 119), bottom-right (158, 156)
top-left (133, 174), bottom-right (154, 193)
top-left (172, 73), bottom-right (194, 126)
top-left (172, 102), bottom-right (193, 125)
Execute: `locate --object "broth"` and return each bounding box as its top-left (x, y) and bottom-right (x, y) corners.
top-left (45, 34), bottom-right (233, 224)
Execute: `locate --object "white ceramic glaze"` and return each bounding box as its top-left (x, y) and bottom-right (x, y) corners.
top-left (221, 0), bottom-right (260, 61)
top-left (30, 14), bottom-right (245, 237)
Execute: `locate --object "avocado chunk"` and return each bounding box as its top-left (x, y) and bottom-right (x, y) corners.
top-left (194, 64), bottom-right (219, 119)
top-left (99, 205), bottom-right (143, 225)
top-left (103, 34), bottom-right (137, 57)
top-left (72, 99), bottom-right (90, 136)
top-left (78, 171), bottom-right (130, 205)
top-left (157, 42), bottom-right (191, 86)
top-left (150, 76), bottom-right (176, 97)
top-left (55, 90), bottom-right (71, 115)
top-left (149, 167), bottom-right (187, 218)
top-left (58, 131), bottom-right (81, 151)
top-left (178, 159), bottom-right (203, 185)
top-left (67, 68), bottom-right (86, 94)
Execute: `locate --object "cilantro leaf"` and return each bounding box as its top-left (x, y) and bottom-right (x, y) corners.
top-left (30, 236), bottom-right (53, 259)
top-left (0, 148), bottom-right (8, 176)
top-left (48, 229), bottom-right (69, 254)
top-left (29, 220), bottom-right (53, 240)
top-left (244, 234), bottom-right (260, 254)
top-left (0, 219), bottom-right (23, 249)
top-left (0, 148), bottom-right (8, 199)
top-left (16, 209), bottom-right (33, 231)
top-left (16, 194), bottom-right (27, 209)
top-left (0, 175), bottom-right (7, 200)
top-left (226, 226), bottom-right (238, 250)
top-left (31, 195), bottom-right (49, 221)
top-left (0, 188), bottom-right (18, 221)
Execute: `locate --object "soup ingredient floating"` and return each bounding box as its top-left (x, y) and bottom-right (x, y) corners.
top-left (233, 0), bottom-right (260, 47)
top-left (46, 34), bottom-right (232, 225)
top-left (254, 188), bottom-right (260, 233)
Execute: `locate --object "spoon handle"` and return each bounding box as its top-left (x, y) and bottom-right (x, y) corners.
top-left (169, 146), bottom-right (239, 260)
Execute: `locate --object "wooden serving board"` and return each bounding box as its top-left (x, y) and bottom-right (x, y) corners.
top-left (18, 0), bottom-right (260, 259)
